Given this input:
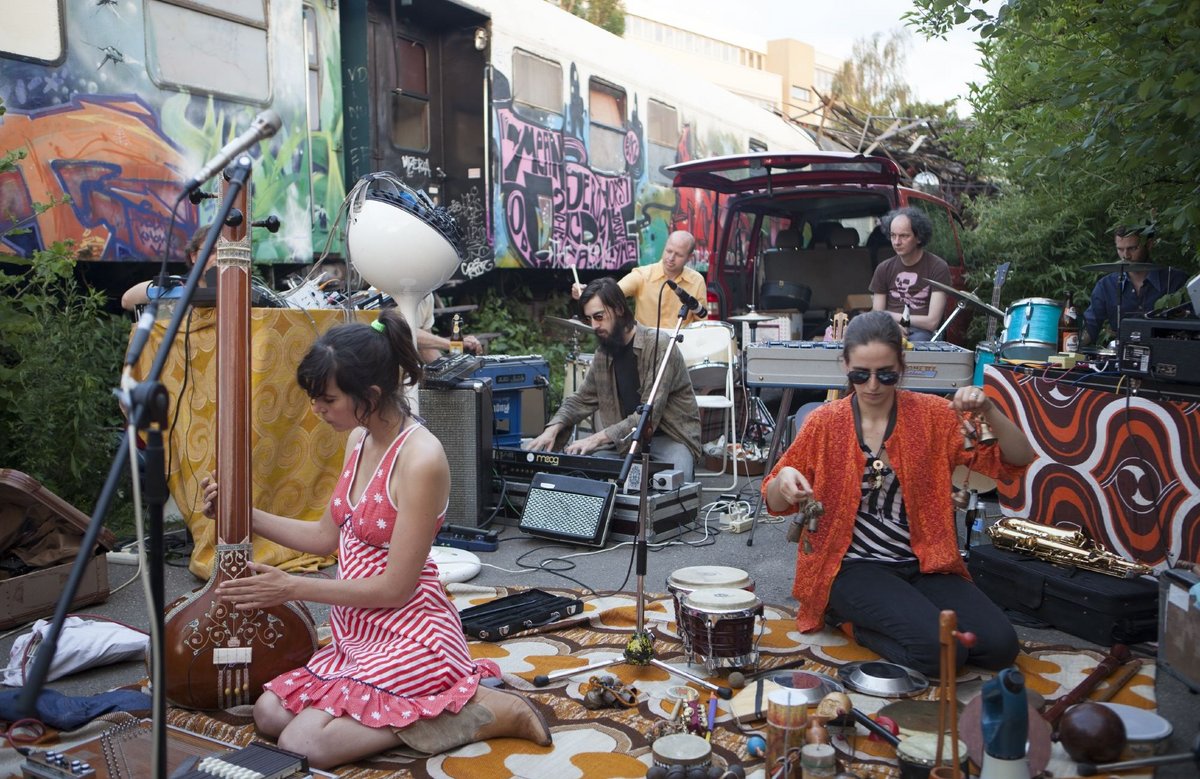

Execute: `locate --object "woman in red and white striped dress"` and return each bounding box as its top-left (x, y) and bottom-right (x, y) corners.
top-left (204, 308), bottom-right (550, 770)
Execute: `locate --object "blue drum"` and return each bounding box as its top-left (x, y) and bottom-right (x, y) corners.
top-left (974, 341), bottom-right (999, 385)
top-left (1000, 298), bottom-right (1061, 361)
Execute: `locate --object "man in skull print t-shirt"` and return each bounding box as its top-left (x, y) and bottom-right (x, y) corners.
top-left (869, 207), bottom-right (952, 342)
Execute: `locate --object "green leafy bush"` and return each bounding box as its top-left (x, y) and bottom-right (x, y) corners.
top-left (1, 99), bottom-right (134, 530)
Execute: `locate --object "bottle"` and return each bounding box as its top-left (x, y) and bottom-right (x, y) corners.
top-left (900, 304), bottom-right (912, 332)
top-left (449, 314), bottom-right (464, 355)
top-left (969, 499), bottom-right (991, 548)
top-left (1060, 293), bottom-right (1079, 353)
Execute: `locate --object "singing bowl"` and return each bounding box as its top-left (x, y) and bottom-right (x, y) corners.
top-left (347, 194), bottom-right (461, 301)
top-left (765, 670), bottom-right (844, 705)
top-left (837, 661), bottom-right (930, 698)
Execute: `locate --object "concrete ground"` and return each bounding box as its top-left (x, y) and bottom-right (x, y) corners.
top-left (3, 471), bottom-right (1195, 777)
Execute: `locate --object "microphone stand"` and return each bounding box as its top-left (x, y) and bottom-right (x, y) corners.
top-left (532, 303), bottom-right (733, 700)
top-left (18, 158), bottom-right (253, 779)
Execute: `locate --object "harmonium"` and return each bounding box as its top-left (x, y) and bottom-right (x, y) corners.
top-left (745, 340), bottom-right (975, 393)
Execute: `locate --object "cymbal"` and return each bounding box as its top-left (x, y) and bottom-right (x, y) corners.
top-left (1080, 261), bottom-right (1163, 273)
top-left (925, 279), bottom-right (1005, 319)
top-left (729, 310), bottom-right (776, 323)
top-left (546, 315), bottom-right (594, 335)
top-left (433, 304), bottom-right (477, 317)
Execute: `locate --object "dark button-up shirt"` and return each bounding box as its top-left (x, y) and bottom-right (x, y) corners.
top-left (1082, 267), bottom-right (1185, 342)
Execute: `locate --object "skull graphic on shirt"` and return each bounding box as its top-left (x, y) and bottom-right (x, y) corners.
top-left (890, 270), bottom-right (930, 310)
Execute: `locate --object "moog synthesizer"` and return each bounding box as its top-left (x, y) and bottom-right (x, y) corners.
top-left (746, 340), bottom-right (974, 392)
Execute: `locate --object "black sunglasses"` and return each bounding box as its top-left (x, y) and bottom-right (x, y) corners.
top-left (847, 368), bottom-right (901, 386)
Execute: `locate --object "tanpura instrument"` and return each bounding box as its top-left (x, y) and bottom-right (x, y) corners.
top-left (162, 171), bottom-right (318, 710)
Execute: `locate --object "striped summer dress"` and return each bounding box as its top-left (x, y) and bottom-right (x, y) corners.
top-left (263, 424), bottom-right (499, 729)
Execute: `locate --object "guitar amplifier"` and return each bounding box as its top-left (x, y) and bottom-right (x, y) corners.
top-left (419, 379), bottom-right (493, 527)
top-left (1118, 316), bottom-right (1200, 384)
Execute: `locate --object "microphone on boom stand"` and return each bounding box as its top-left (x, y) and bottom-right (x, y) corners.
top-left (666, 279), bottom-right (707, 319)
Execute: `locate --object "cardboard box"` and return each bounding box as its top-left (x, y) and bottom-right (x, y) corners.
top-left (0, 469), bottom-right (115, 629)
top-left (1159, 568), bottom-right (1200, 692)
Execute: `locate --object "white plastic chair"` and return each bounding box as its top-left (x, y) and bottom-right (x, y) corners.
top-left (678, 321), bottom-right (739, 490)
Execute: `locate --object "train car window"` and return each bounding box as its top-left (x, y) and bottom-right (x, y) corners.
top-left (647, 99), bottom-right (678, 186)
top-left (146, 0), bottom-right (269, 103)
top-left (0, 0), bottom-right (63, 65)
top-left (512, 49), bottom-right (563, 123)
top-left (588, 78), bottom-right (627, 173)
top-left (304, 7), bottom-right (321, 132)
top-left (173, 0), bottom-right (266, 24)
top-left (390, 37), bottom-right (429, 151)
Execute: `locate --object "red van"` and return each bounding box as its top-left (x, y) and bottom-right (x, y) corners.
top-left (668, 152), bottom-right (967, 341)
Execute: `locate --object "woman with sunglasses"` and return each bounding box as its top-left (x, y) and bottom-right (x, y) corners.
top-left (763, 311), bottom-right (1036, 675)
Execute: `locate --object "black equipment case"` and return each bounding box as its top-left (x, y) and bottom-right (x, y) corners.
top-left (458, 589), bottom-right (584, 641)
top-left (967, 544), bottom-right (1158, 646)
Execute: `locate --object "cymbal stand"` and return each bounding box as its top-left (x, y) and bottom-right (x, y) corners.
top-left (532, 305), bottom-right (734, 700)
top-left (932, 299), bottom-right (970, 342)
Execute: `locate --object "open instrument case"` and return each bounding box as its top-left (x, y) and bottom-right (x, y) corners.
top-left (0, 469), bottom-right (115, 629)
top-left (968, 544), bottom-right (1158, 646)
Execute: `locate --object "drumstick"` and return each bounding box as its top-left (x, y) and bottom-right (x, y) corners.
top-left (1091, 658), bottom-right (1143, 703)
top-left (571, 264), bottom-right (581, 287)
top-left (1042, 644), bottom-right (1131, 727)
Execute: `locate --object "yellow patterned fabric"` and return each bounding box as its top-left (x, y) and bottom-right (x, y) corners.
top-left (131, 308), bottom-right (373, 579)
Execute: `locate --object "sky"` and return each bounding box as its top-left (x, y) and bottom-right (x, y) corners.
top-left (678, 0), bottom-right (987, 108)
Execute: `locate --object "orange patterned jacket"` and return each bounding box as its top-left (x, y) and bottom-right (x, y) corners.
top-left (762, 390), bottom-right (1031, 632)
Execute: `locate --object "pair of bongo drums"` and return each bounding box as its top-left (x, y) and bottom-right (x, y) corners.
top-left (666, 565), bottom-right (763, 674)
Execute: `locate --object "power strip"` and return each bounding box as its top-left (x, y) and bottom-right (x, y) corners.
top-left (724, 515), bottom-right (755, 534)
top-left (107, 551), bottom-right (141, 566)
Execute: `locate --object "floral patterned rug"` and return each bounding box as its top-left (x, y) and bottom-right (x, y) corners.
top-left (2, 585), bottom-right (1157, 779)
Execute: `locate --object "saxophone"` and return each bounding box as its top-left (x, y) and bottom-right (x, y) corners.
top-left (987, 517), bottom-right (1154, 579)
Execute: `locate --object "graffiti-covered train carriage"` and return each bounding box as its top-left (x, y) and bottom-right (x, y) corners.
top-left (0, 0), bottom-right (816, 299)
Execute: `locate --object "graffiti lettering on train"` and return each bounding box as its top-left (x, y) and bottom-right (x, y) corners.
top-left (496, 106), bottom-right (638, 270)
top-left (400, 154), bottom-right (432, 178)
top-left (448, 186), bottom-right (493, 278)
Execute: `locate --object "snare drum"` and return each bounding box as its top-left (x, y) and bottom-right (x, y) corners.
top-left (677, 321), bottom-right (736, 368)
top-left (667, 565), bottom-right (755, 621)
top-left (1000, 298), bottom-right (1061, 361)
top-left (973, 340), bottom-right (998, 386)
top-left (679, 587), bottom-right (763, 672)
top-left (563, 352), bottom-right (594, 397)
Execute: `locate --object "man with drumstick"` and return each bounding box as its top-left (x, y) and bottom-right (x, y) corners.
top-left (1080, 224), bottom-right (1184, 347)
top-left (570, 230), bottom-right (708, 329)
top-left (527, 277), bottom-right (702, 480)
top-left (869, 208), bottom-right (952, 342)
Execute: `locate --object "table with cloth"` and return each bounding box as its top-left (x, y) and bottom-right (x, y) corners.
top-left (129, 308), bottom-right (375, 578)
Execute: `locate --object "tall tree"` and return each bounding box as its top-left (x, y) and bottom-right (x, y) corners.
top-left (557, 0), bottom-right (626, 36)
top-left (907, 0), bottom-right (1200, 273)
top-left (831, 29), bottom-right (914, 116)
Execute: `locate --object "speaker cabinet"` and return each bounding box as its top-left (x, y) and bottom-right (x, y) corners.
top-left (419, 379), bottom-right (492, 527)
top-left (518, 472), bottom-right (616, 547)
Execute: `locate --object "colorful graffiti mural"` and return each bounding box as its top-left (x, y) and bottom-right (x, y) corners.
top-left (0, 0), bottom-right (345, 266)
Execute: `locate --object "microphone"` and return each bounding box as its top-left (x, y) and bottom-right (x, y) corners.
top-left (124, 301), bottom-right (159, 368)
top-left (666, 279), bottom-right (707, 318)
top-left (182, 109), bottom-right (282, 194)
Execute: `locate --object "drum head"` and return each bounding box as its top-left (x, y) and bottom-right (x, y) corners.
top-left (668, 565), bottom-right (753, 591)
top-left (652, 733), bottom-right (712, 767)
top-left (898, 733), bottom-right (967, 767)
top-left (684, 587), bottom-right (759, 612)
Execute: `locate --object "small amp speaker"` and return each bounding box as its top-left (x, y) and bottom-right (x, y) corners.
top-left (519, 472), bottom-right (616, 547)
top-left (419, 378), bottom-right (493, 527)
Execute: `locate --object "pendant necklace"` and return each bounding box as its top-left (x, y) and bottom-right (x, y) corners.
top-left (852, 395), bottom-right (897, 494)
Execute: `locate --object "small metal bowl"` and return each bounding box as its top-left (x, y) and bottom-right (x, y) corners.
top-left (766, 670), bottom-right (844, 705)
top-left (837, 661), bottom-right (930, 698)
